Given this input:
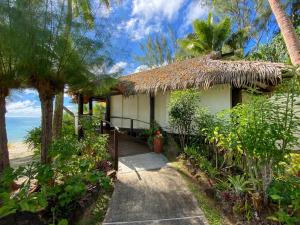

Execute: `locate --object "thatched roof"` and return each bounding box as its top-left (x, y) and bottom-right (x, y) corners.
top-left (118, 56), bottom-right (287, 95)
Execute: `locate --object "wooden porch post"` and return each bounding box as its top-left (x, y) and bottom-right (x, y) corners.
top-left (88, 98), bottom-right (93, 116)
top-left (150, 95), bottom-right (155, 126)
top-left (231, 88), bottom-right (242, 107)
top-left (105, 96), bottom-right (111, 129)
top-left (78, 94), bottom-right (84, 115)
top-left (78, 94), bottom-right (84, 139)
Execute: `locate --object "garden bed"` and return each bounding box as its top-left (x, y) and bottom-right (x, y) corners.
top-left (0, 180), bottom-right (113, 225)
top-left (173, 155), bottom-right (299, 225)
top-left (171, 159), bottom-right (233, 225)
top-left (0, 121), bottom-right (116, 225)
top-left (167, 87), bottom-right (300, 225)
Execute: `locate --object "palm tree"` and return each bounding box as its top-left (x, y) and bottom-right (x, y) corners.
top-left (0, 0), bottom-right (111, 165)
top-left (53, 0), bottom-right (110, 139)
top-left (15, 0), bottom-right (94, 163)
top-left (268, 0), bottom-right (300, 66)
top-left (178, 13), bottom-right (245, 59)
top-left (0, 2), bottom-right (21, 172)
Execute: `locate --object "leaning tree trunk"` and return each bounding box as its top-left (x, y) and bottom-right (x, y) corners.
top-left (51, 0), bottom-right (71, 140)
top-left (39, 92), bottom-right (54, 164)
top-left (268, 0), bottom-right (300, 66)
top-left (53, 90), bottom-right (64, 139)
top-left (0, 88), bottom-right (10, 173)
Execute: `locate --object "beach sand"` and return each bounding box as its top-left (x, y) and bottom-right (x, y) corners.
top-left (8, 142), bottom-right (35, 168)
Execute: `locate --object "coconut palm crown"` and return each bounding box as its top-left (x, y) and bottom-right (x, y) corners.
top-left (178, 13), bottom-right (247, 58)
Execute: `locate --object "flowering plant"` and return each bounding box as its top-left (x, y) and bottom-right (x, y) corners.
top-left (155, 130), bottom-right (163, 138)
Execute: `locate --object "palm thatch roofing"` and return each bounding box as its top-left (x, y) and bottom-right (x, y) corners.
top-left (117, 56), bottom-right (287, 95)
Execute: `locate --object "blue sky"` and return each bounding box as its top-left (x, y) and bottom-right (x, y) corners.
top-left (6, 0), bottom-right (278, 118)
top-left (103, 0), bottom-right (210, 74)
top-left (7, 0), bottom-right (210, 117)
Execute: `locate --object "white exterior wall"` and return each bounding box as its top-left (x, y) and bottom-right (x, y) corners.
top-left (110, 94), bottom-right (150, 129)
top-left (155, 92), bottom-right (170, 130)
top-left (110, 95), bottom-right (123, 128)
top-left (110, 84), bottom-right (231, 131)
top-left (122, 96), bottom-right (137, 128)
top-left (153, 85), bottom-right (231, 130)
top-left (137, 94), bottom-right (150, 128)
top-left (199, 84), bottom-right (232, 114)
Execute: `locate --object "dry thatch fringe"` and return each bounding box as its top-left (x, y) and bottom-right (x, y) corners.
top-left (118, 56), bottom-right (287, 95)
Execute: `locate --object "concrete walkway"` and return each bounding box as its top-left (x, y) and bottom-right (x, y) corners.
top-left (103, 153), bottom-right (208, 225)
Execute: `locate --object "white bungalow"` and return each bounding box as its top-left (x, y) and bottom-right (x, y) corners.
top-left (75, 55), bottom-right (286, 134)
top-left (105, 56), bottom-right (285, 132)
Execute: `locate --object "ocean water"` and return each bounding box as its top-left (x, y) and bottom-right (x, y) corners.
top-left (6, 117), bottom-right (41, 143)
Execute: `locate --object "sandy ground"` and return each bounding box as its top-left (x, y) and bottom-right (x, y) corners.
top-left (8, 142), bottom-right (35, 168)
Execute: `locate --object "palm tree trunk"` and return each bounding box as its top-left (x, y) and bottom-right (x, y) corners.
top-left (268, 0), bottom-right (300, 66)
top-left (0, 88), bottom-right (10, 173)
top-left (39, 92), bottom-right (54, 164)
top-left (51, 0), bottom-right (72, 140)
top-left (53, 89), bottom-right (64, 139)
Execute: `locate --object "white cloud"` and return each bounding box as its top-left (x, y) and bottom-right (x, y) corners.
top-left (120, 18), bottom-right (161, 40)
top-left (133, 65), bottom-right (149, 73)
top-left (184, 0), bottom-right (209, 28)
top-left (109, 61), bottom-right (128, 74)
top-left (132, 0), bottom-right (184, 22)
top-left (98, 4), bottom-right (112, 18)
top-left (121, 0), bottom-right (186, 40)
top-left (23, 89), bottom-right (38, 95)
top-left (6, 100), bottom-right (41, 117)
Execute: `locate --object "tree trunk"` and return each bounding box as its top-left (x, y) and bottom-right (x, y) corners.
top-left (39, 93), bottom-right (54, 164)
top-left (51, 0), bottom-right (71, 140)
top-left (0, 88), bottom-right (10, 173)
top-left (53, 90), bottom-right (64, 139)
top-left (268, 0), bottom-right (300, 66)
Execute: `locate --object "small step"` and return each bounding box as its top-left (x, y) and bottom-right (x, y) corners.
top-left (118, 152), bottom-right (168, 174)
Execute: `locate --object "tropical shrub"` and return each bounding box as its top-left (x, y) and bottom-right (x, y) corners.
top-left (167, 72), bottom-right (300, 223)
top-left (227, 175), bottom-right (252, 197)
top-left (284, 153), bottom-right (300, 176)
top-left (25, 114), bottom-right (77, 155)
top-left (184, 146), bottom-right (219, 179)
top-left (0, 131), bottom-right (111, 223)
top-left (169, 90), bottom-right (200, 148)
top-left (248, 27), bottom-right (300, 63)
top-left (25, 127), bottom-right (42, 153)
top-left (208, 76), bottom-right (300, 204)
top-left (267, 176), bottom-right (300, 225)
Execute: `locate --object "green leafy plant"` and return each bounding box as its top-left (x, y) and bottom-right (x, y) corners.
top-left (227, 175), bottom-right (251, 196)
top-left (248, 27), bottom-right (300, 64)
top-left (267, 176), bottom-right (300, 225)
top-left (184, 146), bottom-right (219, 179)
top-left (0, 121), bottom-right (111, 223)
top-left (25, 127), bottom-right (42, 154)
top-left (208, 75), bottom-right (300, 204)
top-left (143, 122), bottom-right (165, 148)
top-left (284, 153), bottom-right (300, 176)
top-left (178, 13), bottom-right (231, 56)
top-left (169, 90), bottom-right (200, 149)
top-left (0, 163), bottom-right (49, 217)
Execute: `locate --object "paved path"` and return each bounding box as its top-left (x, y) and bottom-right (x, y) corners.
top-left (103, 153), bottom-right (208, 225)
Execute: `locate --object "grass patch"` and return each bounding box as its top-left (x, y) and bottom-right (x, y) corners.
top-left (170, 160), bottom-right (232, 225)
